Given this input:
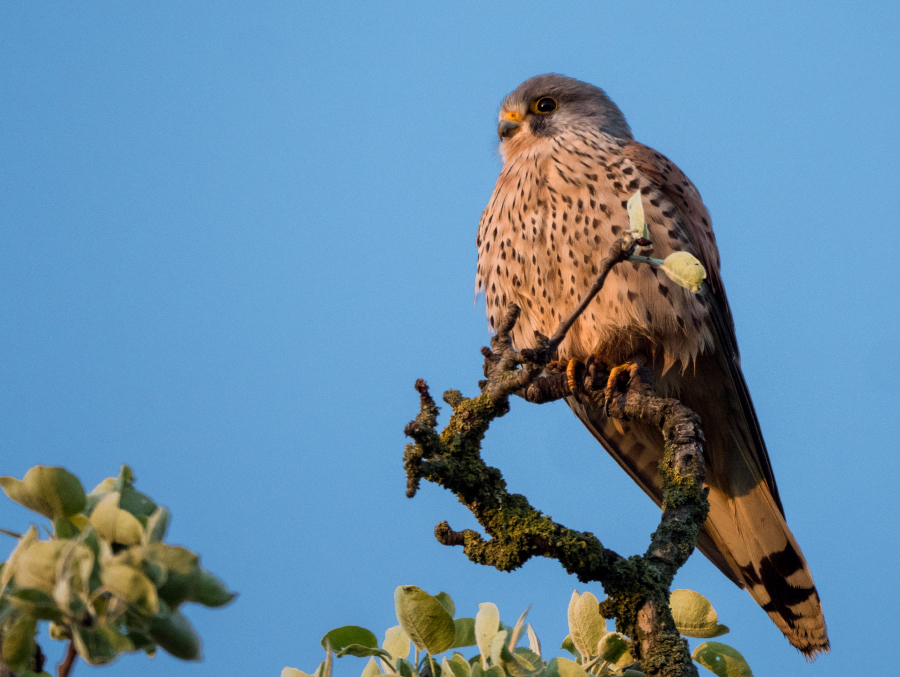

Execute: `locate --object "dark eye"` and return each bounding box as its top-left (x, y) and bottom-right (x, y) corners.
top-left (532, 97), bottom-right (557, 114)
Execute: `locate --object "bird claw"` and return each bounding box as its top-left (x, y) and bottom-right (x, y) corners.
top-left (603, 356), bottom-right (648, 416)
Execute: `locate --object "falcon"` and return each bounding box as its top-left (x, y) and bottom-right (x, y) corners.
top-left (475, 74), bottom-right (828, 657)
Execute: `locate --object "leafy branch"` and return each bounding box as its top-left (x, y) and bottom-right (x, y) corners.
top-left (0, 465), bottom-right (236, 677)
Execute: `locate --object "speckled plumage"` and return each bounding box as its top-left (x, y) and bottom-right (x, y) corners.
top-left (476, 74), bottom-right (828, 657)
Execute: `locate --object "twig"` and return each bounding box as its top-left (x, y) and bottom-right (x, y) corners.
top-left (58, 640), bottom-right (77, 677)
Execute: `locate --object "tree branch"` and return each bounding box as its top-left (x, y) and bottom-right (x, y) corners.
top-left (403, 238), bottom-right (709, 677)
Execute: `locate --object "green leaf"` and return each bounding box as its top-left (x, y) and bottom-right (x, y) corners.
top-left (692, 642), bottom-right (752, 677)
top-left (444, 653), bottom-right (471, 677)
top-left (0, 466), bottom-right (86, 519)
top-left (670, 590), bottom-right (729, 639)
top-left (597, 632), bottom-right (629, 664)
top-left (89, 493), bottom-right (143, 546)
top-left (72, 625), bottom-right (124, 665)
top-left (1, 613), bottom-right (37, 670)
top-left (435, 591), bottom-right (455, 618)
top-left (145, 543), bottom-right (200, 606)
top-left (7, 588), bottom-right (63, 622)
top-left (338, 645), bottom-right (393, 659)
top-left (559, 635), bottom-right (581, 661)
top-left (149, 607), bottom-right (202, 660)
top-left (567, 590), bottom-right (604, 659)
top-left (555, 657), bottom-right (590, 677)
top-left (395, 657), bottom-right (415, 677)
top-left (101, 563), bottom-right (160, 615)
top-left (542, 658), bottom-right (559, 677)
top-left (322, 625), bottom-right (379, 652)
top-left (144, 507), bottom-right (170, 543)
top-left (450, 617), bottom-right (476, 649)
top-left (484, 667), bottom-right (504, 677)
top-left (394, 586), bottom-right (457, 655)
top-left (505, 648), bottom-right (543, 677)
top-left (191, 569), bottom-right (236, 607)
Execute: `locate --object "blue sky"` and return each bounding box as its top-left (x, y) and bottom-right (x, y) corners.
top-left (2, 2), bottom-right (898, 675)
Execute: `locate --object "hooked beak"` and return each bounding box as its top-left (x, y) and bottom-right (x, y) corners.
top-left (497, 111), bottom-right (523, 140)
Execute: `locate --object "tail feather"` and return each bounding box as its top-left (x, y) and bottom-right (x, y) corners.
top-left (565, 346), bottom-right (829, 656)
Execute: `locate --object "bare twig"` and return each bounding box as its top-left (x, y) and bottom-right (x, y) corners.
top-left (58, 640), bottom-right (77, 677)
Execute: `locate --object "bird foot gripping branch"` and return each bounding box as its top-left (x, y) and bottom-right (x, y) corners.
top-left (403, 238), bottom-right (714, 676)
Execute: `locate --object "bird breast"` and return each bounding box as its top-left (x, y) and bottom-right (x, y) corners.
top-left (475, 128), bottom-right (714, 374)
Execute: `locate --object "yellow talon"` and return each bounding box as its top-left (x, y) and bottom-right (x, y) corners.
top-left (566, 359), bottom-right (582, 403)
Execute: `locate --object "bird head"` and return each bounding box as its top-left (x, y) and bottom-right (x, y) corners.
top-left (496, 74), bottom-right (633, 160)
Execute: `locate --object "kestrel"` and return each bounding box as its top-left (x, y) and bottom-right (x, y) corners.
top-left (475, 74), bottom-right (828, 657)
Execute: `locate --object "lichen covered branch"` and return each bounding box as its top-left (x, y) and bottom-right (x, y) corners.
top-left (403, 238), bottom-right (709, 676)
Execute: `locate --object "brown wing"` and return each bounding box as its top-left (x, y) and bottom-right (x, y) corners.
top-left (568, 141), bottom-right (830, 656)
top-left (621, 142), bottom-right (784, 512)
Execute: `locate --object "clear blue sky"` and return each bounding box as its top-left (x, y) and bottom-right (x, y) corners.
top-left (2, 2), bottom-right (898, 675)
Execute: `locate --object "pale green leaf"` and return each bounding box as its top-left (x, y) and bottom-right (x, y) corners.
top-left (692, 642), bottom-right (753, 677)
top-left (507, 605), bottom-right (531, 649)
top-left (567, 591), bottom-right (604, 659)
top-left (555, 657), bottom-right (590, 677)
top-left (526, 623), bottom-right (540, 657)
top-left (0, 466), bottom-right (86, 519)
top-left (89, 493), bottom-right (143, 545)
top-left (101, 563), bottom-right (159, 615)
top-left (362, 657), bottom-right (383, 677)
top-left (382, 625), bottom-right (411, 661)
top-left (474, 602), bottom-right (500, 667)
top-left (489, 629), bottom-right (507, 667)
top-left (283, 669), bottom-right (314, 677)
top-left (659, 252), bottom-right (706, 293)
top-left (626, 191), bottom-right (646, 240)
top-left (670, 590), bottom-right (729, 639)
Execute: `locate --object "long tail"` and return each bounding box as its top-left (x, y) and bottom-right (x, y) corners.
top-left (566, 347), bottom-right (829, 656)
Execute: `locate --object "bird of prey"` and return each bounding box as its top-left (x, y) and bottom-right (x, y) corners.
top-left (475, 74), bottom-right (828, 657)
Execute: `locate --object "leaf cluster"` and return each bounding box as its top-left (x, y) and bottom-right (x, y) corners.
top-left (283, 587), bottom-right (753, 677)
top-left (0, 465), bottom-right (235, 673)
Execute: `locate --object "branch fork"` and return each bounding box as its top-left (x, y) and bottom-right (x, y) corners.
top-left (403, 238), bottom-right (710, 676)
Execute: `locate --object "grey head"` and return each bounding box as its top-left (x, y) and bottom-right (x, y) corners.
top-left (498, 74), bottom-right (633, 141)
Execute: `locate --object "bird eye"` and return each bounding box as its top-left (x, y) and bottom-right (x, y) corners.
top-left (531, 97), bottom-right (558, 114)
